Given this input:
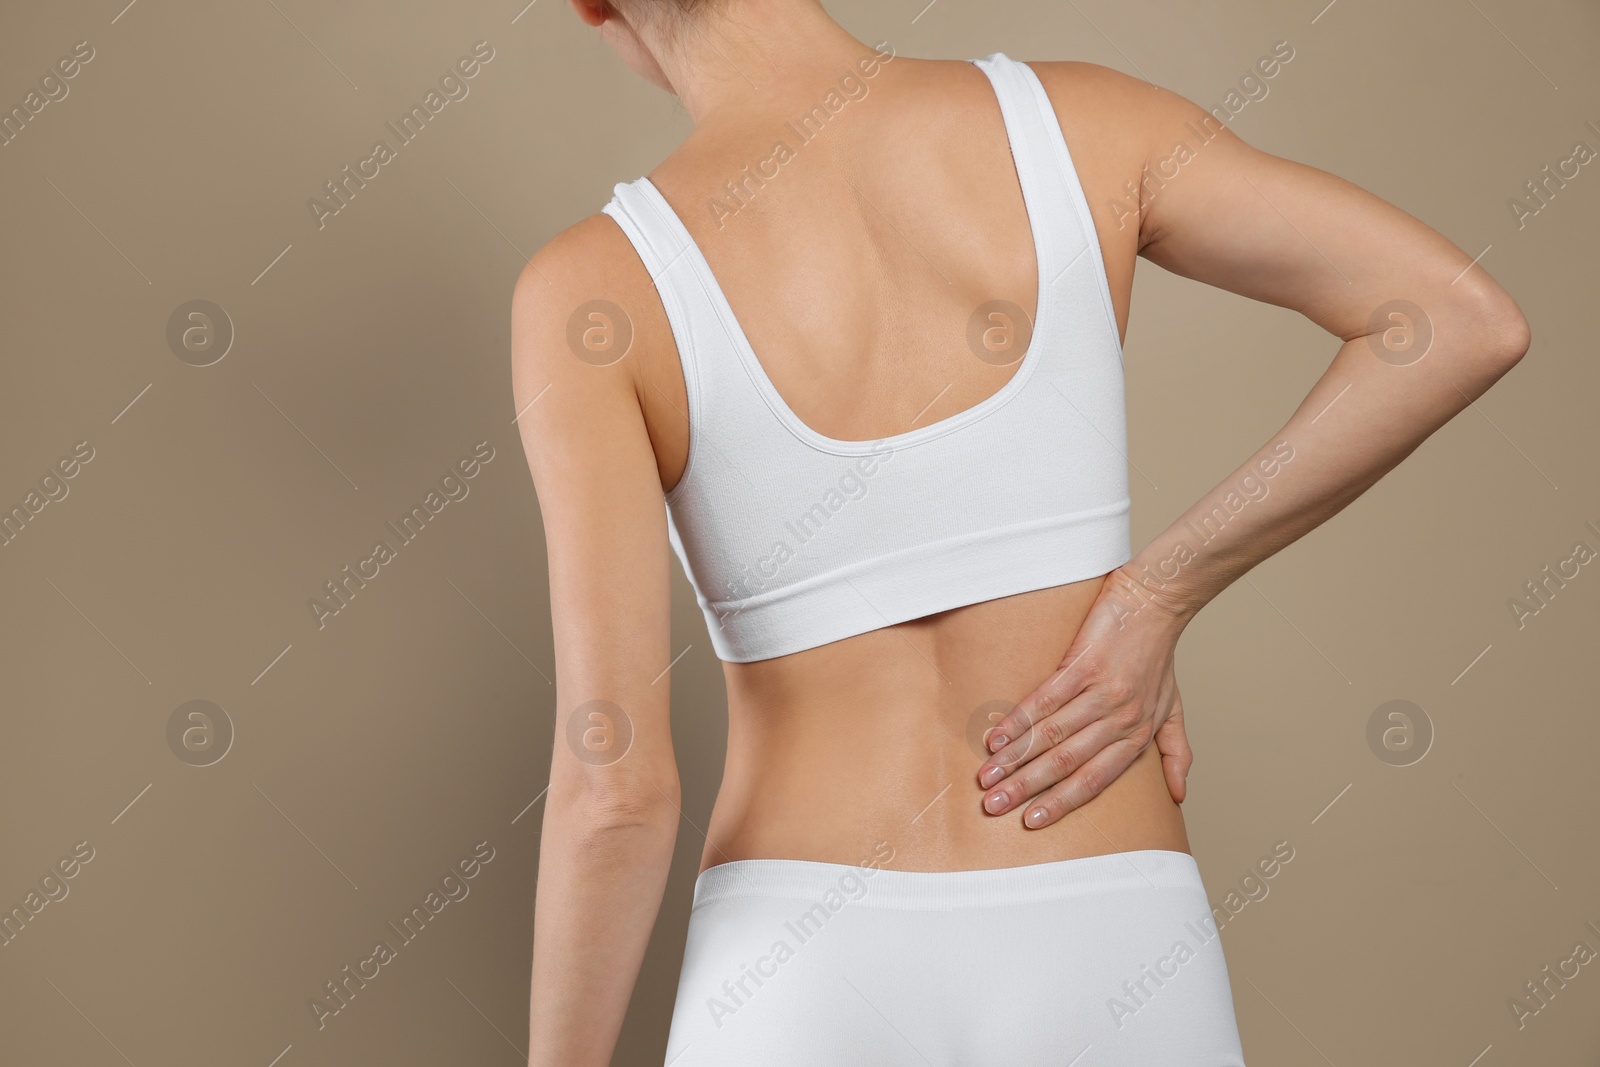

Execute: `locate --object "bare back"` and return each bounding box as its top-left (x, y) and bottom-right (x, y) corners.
top-left (594, 55), bottom-right (1185, 874)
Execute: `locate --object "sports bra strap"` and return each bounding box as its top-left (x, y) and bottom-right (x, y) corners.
top-left (602, 179), bottom-right (696, 290)
top-left (972, 52), bottom-right (1080, 286)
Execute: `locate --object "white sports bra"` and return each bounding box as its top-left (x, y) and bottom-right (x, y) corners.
top-left (600, 51), bottom-right (1130, 663)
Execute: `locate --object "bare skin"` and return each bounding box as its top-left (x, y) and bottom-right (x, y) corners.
top-left (513, 2), bottom-right (1530, 1064)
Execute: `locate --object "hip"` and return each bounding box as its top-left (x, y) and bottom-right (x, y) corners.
top-left (664, 847), bottom-right (1246, 1066)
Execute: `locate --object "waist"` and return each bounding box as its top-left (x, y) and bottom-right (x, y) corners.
top-left (703, 578), bottom-right (1184, 874)
top-left (701, 740), bottom-right (1187, 876)
top-left (690, 847), bottom-right (1203, 910)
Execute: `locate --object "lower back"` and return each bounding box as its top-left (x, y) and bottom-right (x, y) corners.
top-left (701, 576), bottom-right (1189, 874)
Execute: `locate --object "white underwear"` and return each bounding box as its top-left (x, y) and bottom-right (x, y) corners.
top-left (663, 849), bottom-right (1247, 1066)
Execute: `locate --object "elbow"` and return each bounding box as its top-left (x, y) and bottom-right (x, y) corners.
top-left (1449, 281), bottom-right (1533, 385)
top-left (575, 802), bottom-right (680, 839)
top-left (549, 766), bottom-right (682, 834)
top-left (1481, 295), bottom-right (1532, 369)
top-left (1433, 283), bottom-right (1529, 396)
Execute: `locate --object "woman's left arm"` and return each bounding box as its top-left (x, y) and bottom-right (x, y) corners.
top-left (512, 220), bottom-right (683, 1066)
top-left (978, 71), bottom-right (1531, 826)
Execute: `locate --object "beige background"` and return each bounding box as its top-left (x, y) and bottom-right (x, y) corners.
top-left (1, 0), bottom-right (1596, 1064)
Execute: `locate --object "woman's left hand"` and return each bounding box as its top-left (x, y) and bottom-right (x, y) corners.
top-left (975, 566), bottom-right (1195, 827)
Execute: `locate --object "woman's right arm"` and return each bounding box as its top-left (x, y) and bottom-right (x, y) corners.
top-left (511, 219), bottom-right (681, 1067)
top-left (976, 65), bottom-right (1531, 824)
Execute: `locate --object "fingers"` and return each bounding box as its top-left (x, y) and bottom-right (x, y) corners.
top-left (979, 718), bottom-right (1120, 815)
top-left (979, 676), bottom-right (1157, 803)
top-left (1162, 758), bottom-right (1187, 804)
top-left (1159, 732), bottom-right (1189, 804)
top-left (1014, 738), bottom-right (1147, 828)
top-left (978, 687), bottom-right (1108, 789)
top-left (1155, 697), bottom-right (1192, 805)
top-left (982, 695), bottom-right (1106, 781)
top-left (983, 654), bottom-right (1093, 754)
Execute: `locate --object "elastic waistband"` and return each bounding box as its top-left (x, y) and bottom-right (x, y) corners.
top-left (691, 849), bottom-right (1202, 911)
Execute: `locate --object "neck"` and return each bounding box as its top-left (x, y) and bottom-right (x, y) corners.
top-left (629, 1), bottom-right (884, 125)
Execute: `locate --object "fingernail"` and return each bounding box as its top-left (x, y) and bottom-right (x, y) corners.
top-left (979, 765), bottom-right (1004, 788)
top-left (989, 733), bottom-right (1009, 751)
top-left (985, 790), bottom-right (1009, 814)
top-left (1025, 807), bottom-right (1048, 828)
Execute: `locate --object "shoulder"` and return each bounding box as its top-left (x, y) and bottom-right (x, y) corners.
top-left (509, 209), bottom-right (647, 423)
top-left (1022, 60), bottom-right (1255, 247)
top-left (512, 211), bottom-right (647, 357)
top-left (1023, 59), bottom-right (1218, 152)
top-left (1024, 59), bottom-right (1153, 100)
top-left (1025, 59), bottom-right (1198, 120)
top-left (510, 206), bottom-right (668, 399)
top-left (1020, 61), bottom-right (1178, 183)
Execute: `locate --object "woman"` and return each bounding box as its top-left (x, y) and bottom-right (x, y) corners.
top-left (511, 0), bottom-right (1530, 1063)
